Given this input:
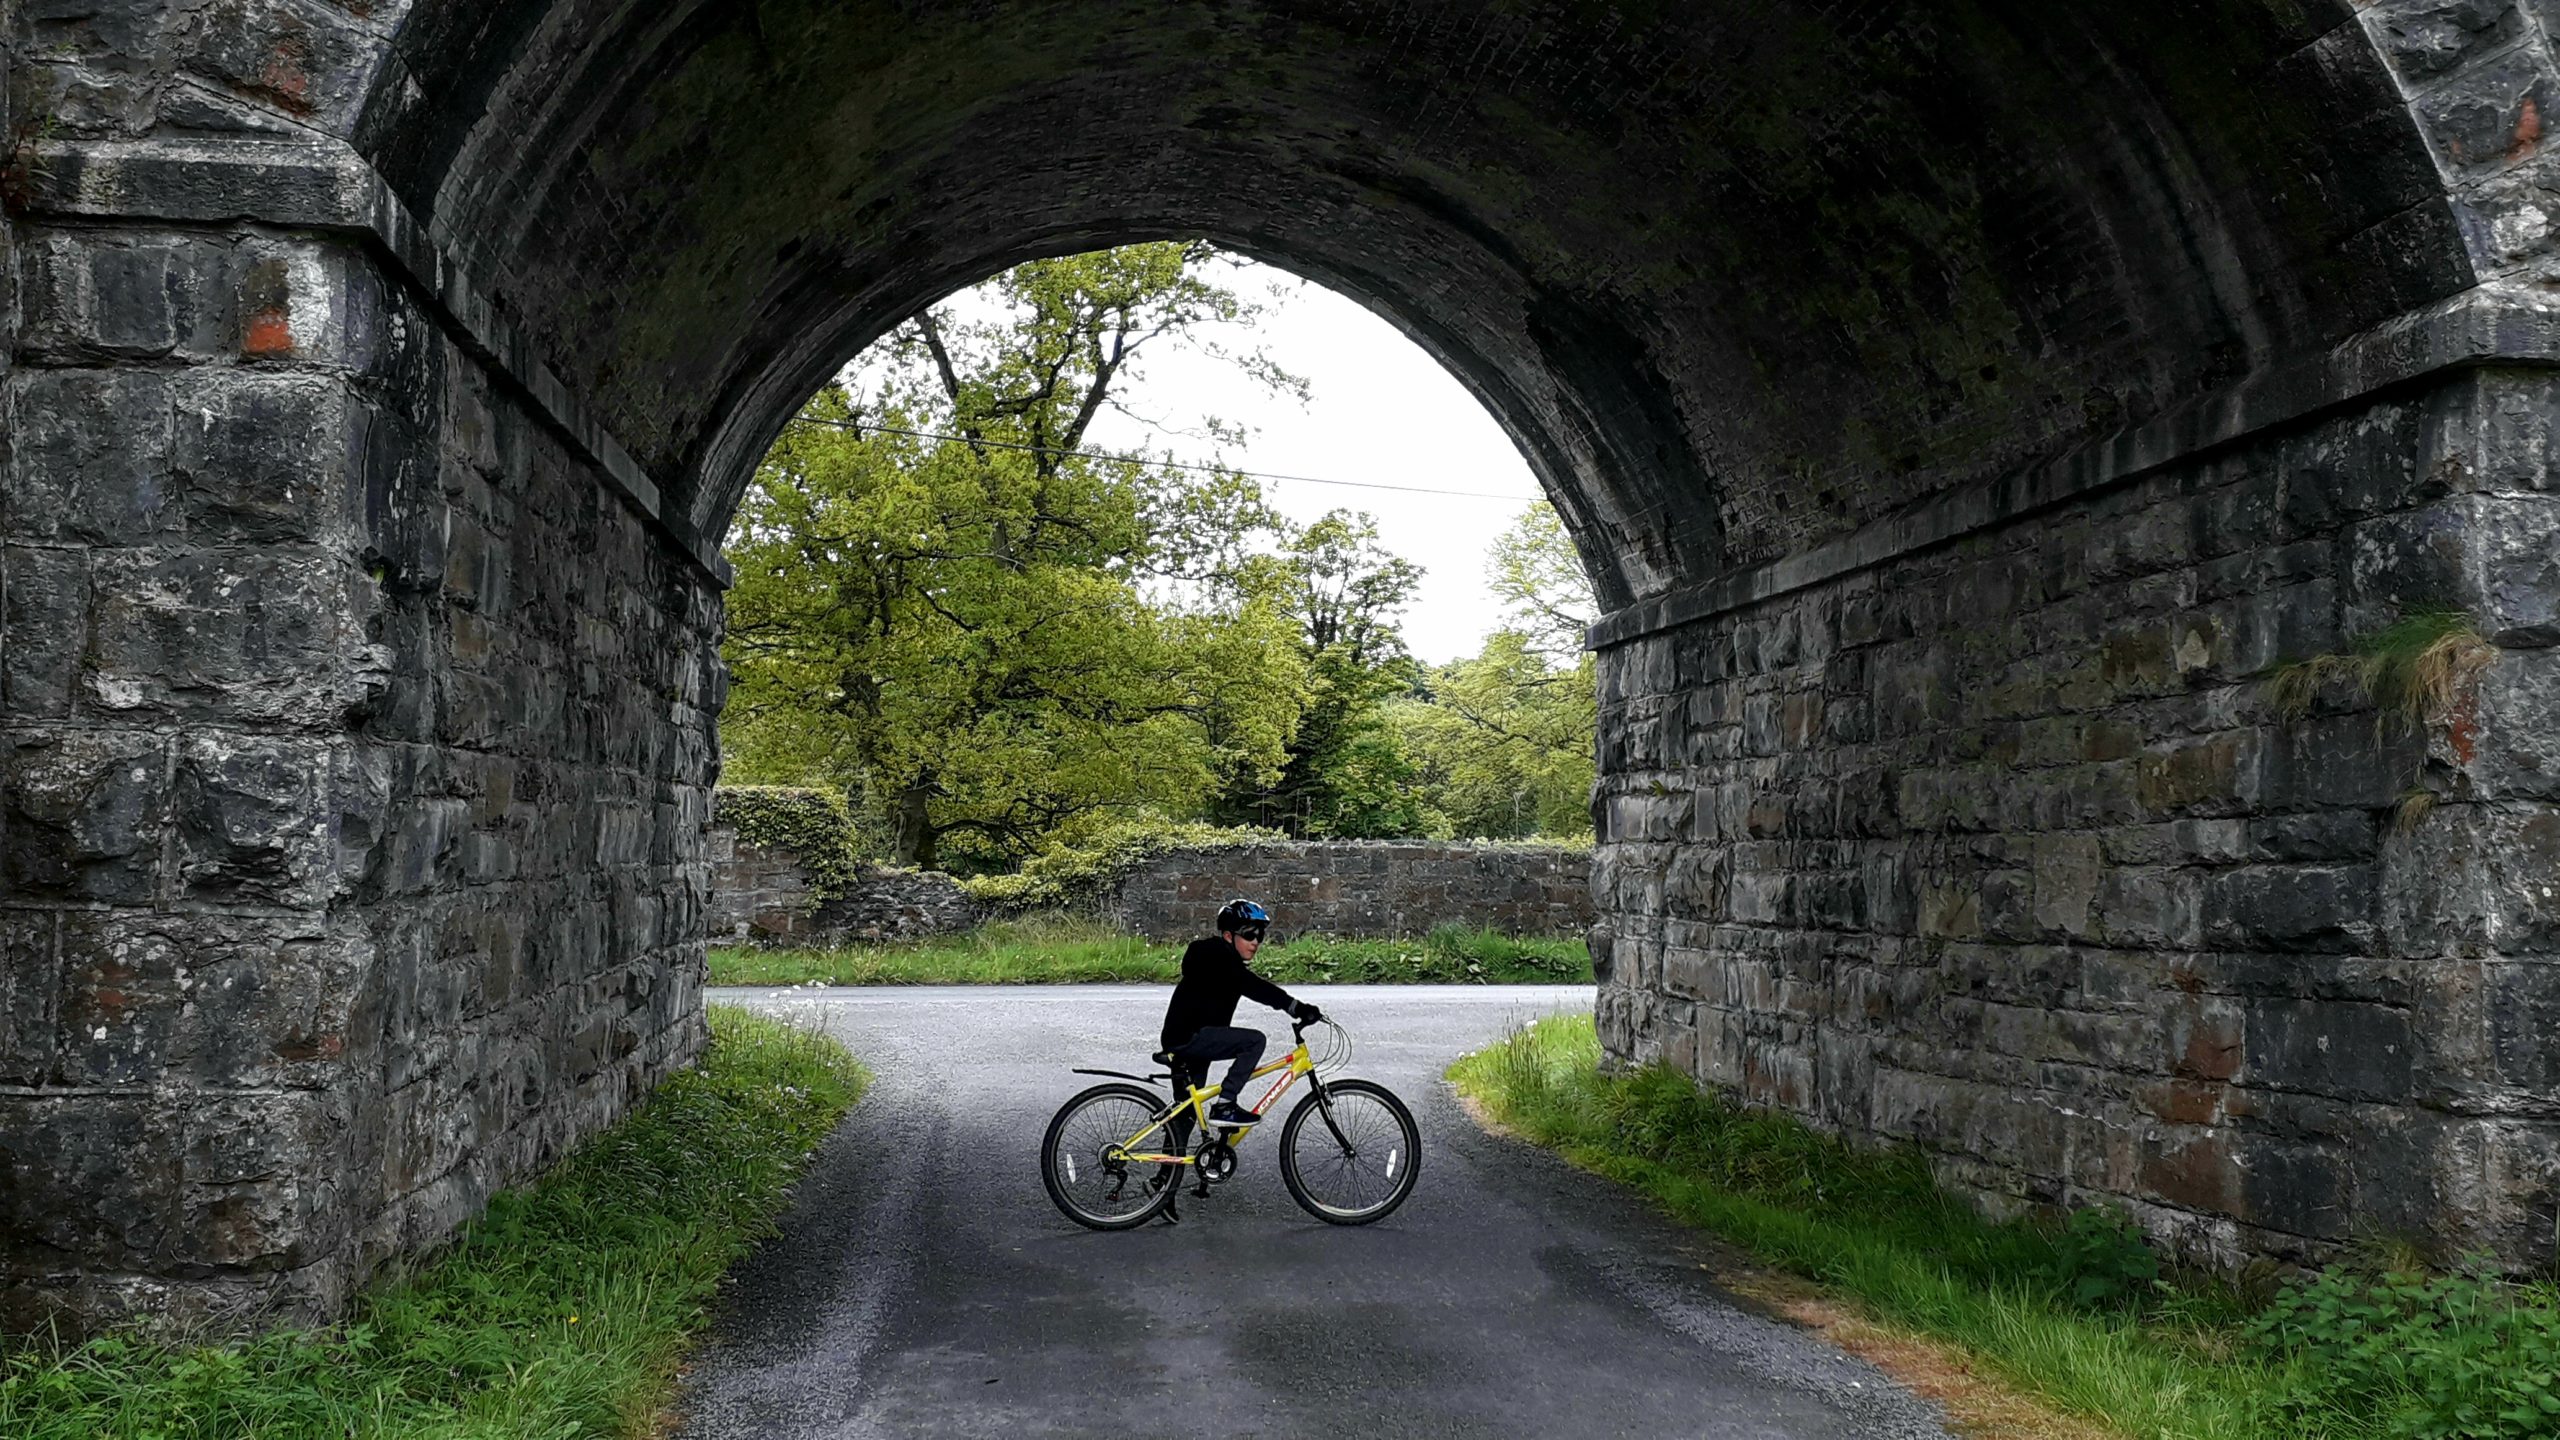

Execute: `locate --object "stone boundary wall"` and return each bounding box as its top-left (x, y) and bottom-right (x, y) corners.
top-left (707, 828), bottom-right (983, 945)
top-left (707, 835), bottom-right (1593, 946)
top-left (1098, 842), bottom-right (1593, 942)
top-left (707, 827), bottom-right (828, 943)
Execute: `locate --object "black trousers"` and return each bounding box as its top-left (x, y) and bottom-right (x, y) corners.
top-left (1168, 1026), bottom-right (1266, 1105)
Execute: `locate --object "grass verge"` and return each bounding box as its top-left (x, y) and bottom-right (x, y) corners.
top-left (0, 1005), bottom-right (865, 1440)
top-left (1452, 1014), bottom-right (2560, 1440)
top-left (710, 912), bottom-right (1591, 987)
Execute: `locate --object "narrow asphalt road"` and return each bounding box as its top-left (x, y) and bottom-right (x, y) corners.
top-left (679, 985), bottom-right (1950, 1440)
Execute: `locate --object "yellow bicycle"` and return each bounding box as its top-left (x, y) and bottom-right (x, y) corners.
top-left (1040, 1017), bottom-right (1420, 1229)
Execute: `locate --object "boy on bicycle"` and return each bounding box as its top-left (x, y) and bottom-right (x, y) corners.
top-left (1160, 898), bottom-right (1322, 1130)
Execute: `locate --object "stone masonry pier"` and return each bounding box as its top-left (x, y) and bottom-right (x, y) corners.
top-left (7, 0), bottom-right (2560, 1329)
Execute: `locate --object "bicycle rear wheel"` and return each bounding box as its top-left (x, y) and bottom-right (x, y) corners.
top-left (1279, 1078), bottom-right (1420, 1224)
top-left (1041, 1083), bottom-right (1181, 1230)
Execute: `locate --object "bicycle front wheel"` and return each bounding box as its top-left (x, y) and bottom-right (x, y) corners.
top-left (1041, 1083), bottom-right (1181, 1230)
top-left (1279, 1078), bottom-right (1420, 1224)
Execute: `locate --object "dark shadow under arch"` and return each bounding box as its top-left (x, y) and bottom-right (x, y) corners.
top-left (354, 0), bottom-right (2471, 612)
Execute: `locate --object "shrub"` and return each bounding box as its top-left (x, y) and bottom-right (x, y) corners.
top-left (2244, 1264), bottom-right (2560, 1438)
top-left (2037, 1206), bottom-right (2163, 1313)
top-left (715, 786), bottom-right (861, 897)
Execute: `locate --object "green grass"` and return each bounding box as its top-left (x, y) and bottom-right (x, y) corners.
top-left (1450, 1014), bottom-right (2560, 1440)
top-left (2265, 608), bottom-right (2494, 732)
top-left (710, 912), bottom-right (1592, 987)
top-left (0, 1006), bottom-right (865, 1440)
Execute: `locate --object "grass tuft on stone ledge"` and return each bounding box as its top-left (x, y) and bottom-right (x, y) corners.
top-left (0, 1005), bottom-right (865, 1440)
top-left (1452, 1014), bottom-right (2560, 1440)
top-left (709, 912), bottom-right (1592, 987)
top-left (2265, 607), bottom-right (2495, 734)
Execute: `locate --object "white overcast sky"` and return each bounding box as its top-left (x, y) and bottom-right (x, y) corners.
top-left (893, 257), bottom-right (1555, 665)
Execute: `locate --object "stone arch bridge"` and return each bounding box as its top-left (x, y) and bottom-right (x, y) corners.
top-left (6, 0), bottom-right (2560, 1331)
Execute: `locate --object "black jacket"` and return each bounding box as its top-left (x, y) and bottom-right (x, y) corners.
top-left (1159, 935), bottom-right (1296, 1050)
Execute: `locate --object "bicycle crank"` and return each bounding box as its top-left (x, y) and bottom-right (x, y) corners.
top-left (1195, 1137), bottom-right (1238, 1185)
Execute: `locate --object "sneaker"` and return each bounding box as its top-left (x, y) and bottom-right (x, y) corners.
top-left (1206, 1100), bottom-right (1259, 1129)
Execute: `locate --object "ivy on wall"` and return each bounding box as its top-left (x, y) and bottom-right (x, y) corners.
top-left (714, 787), bottom-right (862, 898)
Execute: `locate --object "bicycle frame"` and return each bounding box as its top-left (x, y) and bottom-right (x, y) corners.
top-left (1106, 1039), bottom-right (1320, 1167)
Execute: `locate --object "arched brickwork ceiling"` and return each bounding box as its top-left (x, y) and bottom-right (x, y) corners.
top-left (354, 0), bottom-right (2471, 612)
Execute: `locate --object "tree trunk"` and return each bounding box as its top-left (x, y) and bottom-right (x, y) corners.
top-left (893, 783), bottom-right (937, 868)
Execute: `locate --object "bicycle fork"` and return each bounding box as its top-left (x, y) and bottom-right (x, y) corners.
top-left (1311, 1080), bottom-right (1359, 1155)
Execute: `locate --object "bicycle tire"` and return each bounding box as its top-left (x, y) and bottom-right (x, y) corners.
top-left (1278, 1077), bottom-right (1420, 1225)
top-left (1041, 1082), bottom-right (1181, 1230)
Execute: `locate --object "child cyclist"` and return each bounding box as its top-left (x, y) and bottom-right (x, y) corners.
top-left (1159, 898), bottom-right (1322, 1129)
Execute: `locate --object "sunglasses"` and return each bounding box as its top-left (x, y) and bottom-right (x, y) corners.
top-left (1235, 925), bottom-right (1268, 942)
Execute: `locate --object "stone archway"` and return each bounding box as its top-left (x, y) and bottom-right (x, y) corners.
top-left (7, 0), bottom-right (2560, 1331)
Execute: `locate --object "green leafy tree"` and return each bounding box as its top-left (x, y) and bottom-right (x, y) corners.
top-left (1214, 511), bottom-right (1432, 837)
top-left (721, 244), bottom-right (1306, 867)
top-left (1488, 500), bottom-right (1597, 660)
top-left (1392, 502), bottom-right (1597, 838)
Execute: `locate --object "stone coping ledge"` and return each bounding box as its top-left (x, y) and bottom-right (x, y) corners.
top-left (1589, 282), bottom-right (2560, 649)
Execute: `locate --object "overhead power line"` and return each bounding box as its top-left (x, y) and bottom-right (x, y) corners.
top-left (782, 415), bottom-right (1542, 503)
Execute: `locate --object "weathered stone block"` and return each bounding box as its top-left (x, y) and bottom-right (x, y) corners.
top-left (0, 916), bottom-right (58, 1087)
top-left (2248, 811), bottom-right (2380, 862)
top-left (2412, 36), bottom-right (2560, 176)
top-left (2244, 998), bottom-right (2417, 1099)
top-left (172, 734), bottom-right (337, 906)
top-left (0, 1095), bottom-right (180, 1271)
top-left (48, 912), bottom-right (354, 1088)
top-left (2471, 647), bottom-right (2560, 798)
top-left (85, 548), bottom-right (369, 725)
top-left (2231, 1129), bottom-right (2356, 1240)
top-left (2367, 0), bottom-right (2528, 82)
top-left (169, 372), bottom-right (358, 545)
top-left (17, 230), bottom-right (237, 360)
top-left (2464, 493), bottom-right (2560, 645)
top-left (5, 369), bottom-right (172, 544)
top-left (2, 728), bottom-right (165, 903)
top-left (2093, 867), bottom-right (2202, 949)
top-left (16, 0), bottom-right (171, 62)
top-left (183, 1091), bottom-right (347, 1269)
top-left (51, 917), bottom-right (186, 1089)
top-left (179, 0), bottom-right (375, 128)
top-left (2346, 501), bottom-right (2474, 620)
top-left (351, 404), bottom-right (448, 592)
top-left (442, 511), bottom-right (511, 615)
top-left (2454, 1118), bottom-right (2560, 1260)
top-left (2263, 715), bottom-right (2423, 810)
top-left (2474, 960), bottom-right (2560, 1096)
top-left (2, 545), bottom-right (89, 718)
top-left (2205, 864), bottom-right (2381, 952)
top-left (2385, 800), bottom-right (2560, 955)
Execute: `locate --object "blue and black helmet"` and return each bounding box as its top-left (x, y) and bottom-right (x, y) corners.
top-left (1215, 898), bottom-right (1271, 936)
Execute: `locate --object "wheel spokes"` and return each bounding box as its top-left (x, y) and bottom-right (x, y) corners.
top-left (1289, 1092), bottom-right (1412, 1217)
top-left (1050, 1094), bottom-right (1171, 1224)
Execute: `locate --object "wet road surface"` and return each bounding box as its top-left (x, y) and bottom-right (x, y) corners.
top-left (677, 984), bottom-right (1950, 1440)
